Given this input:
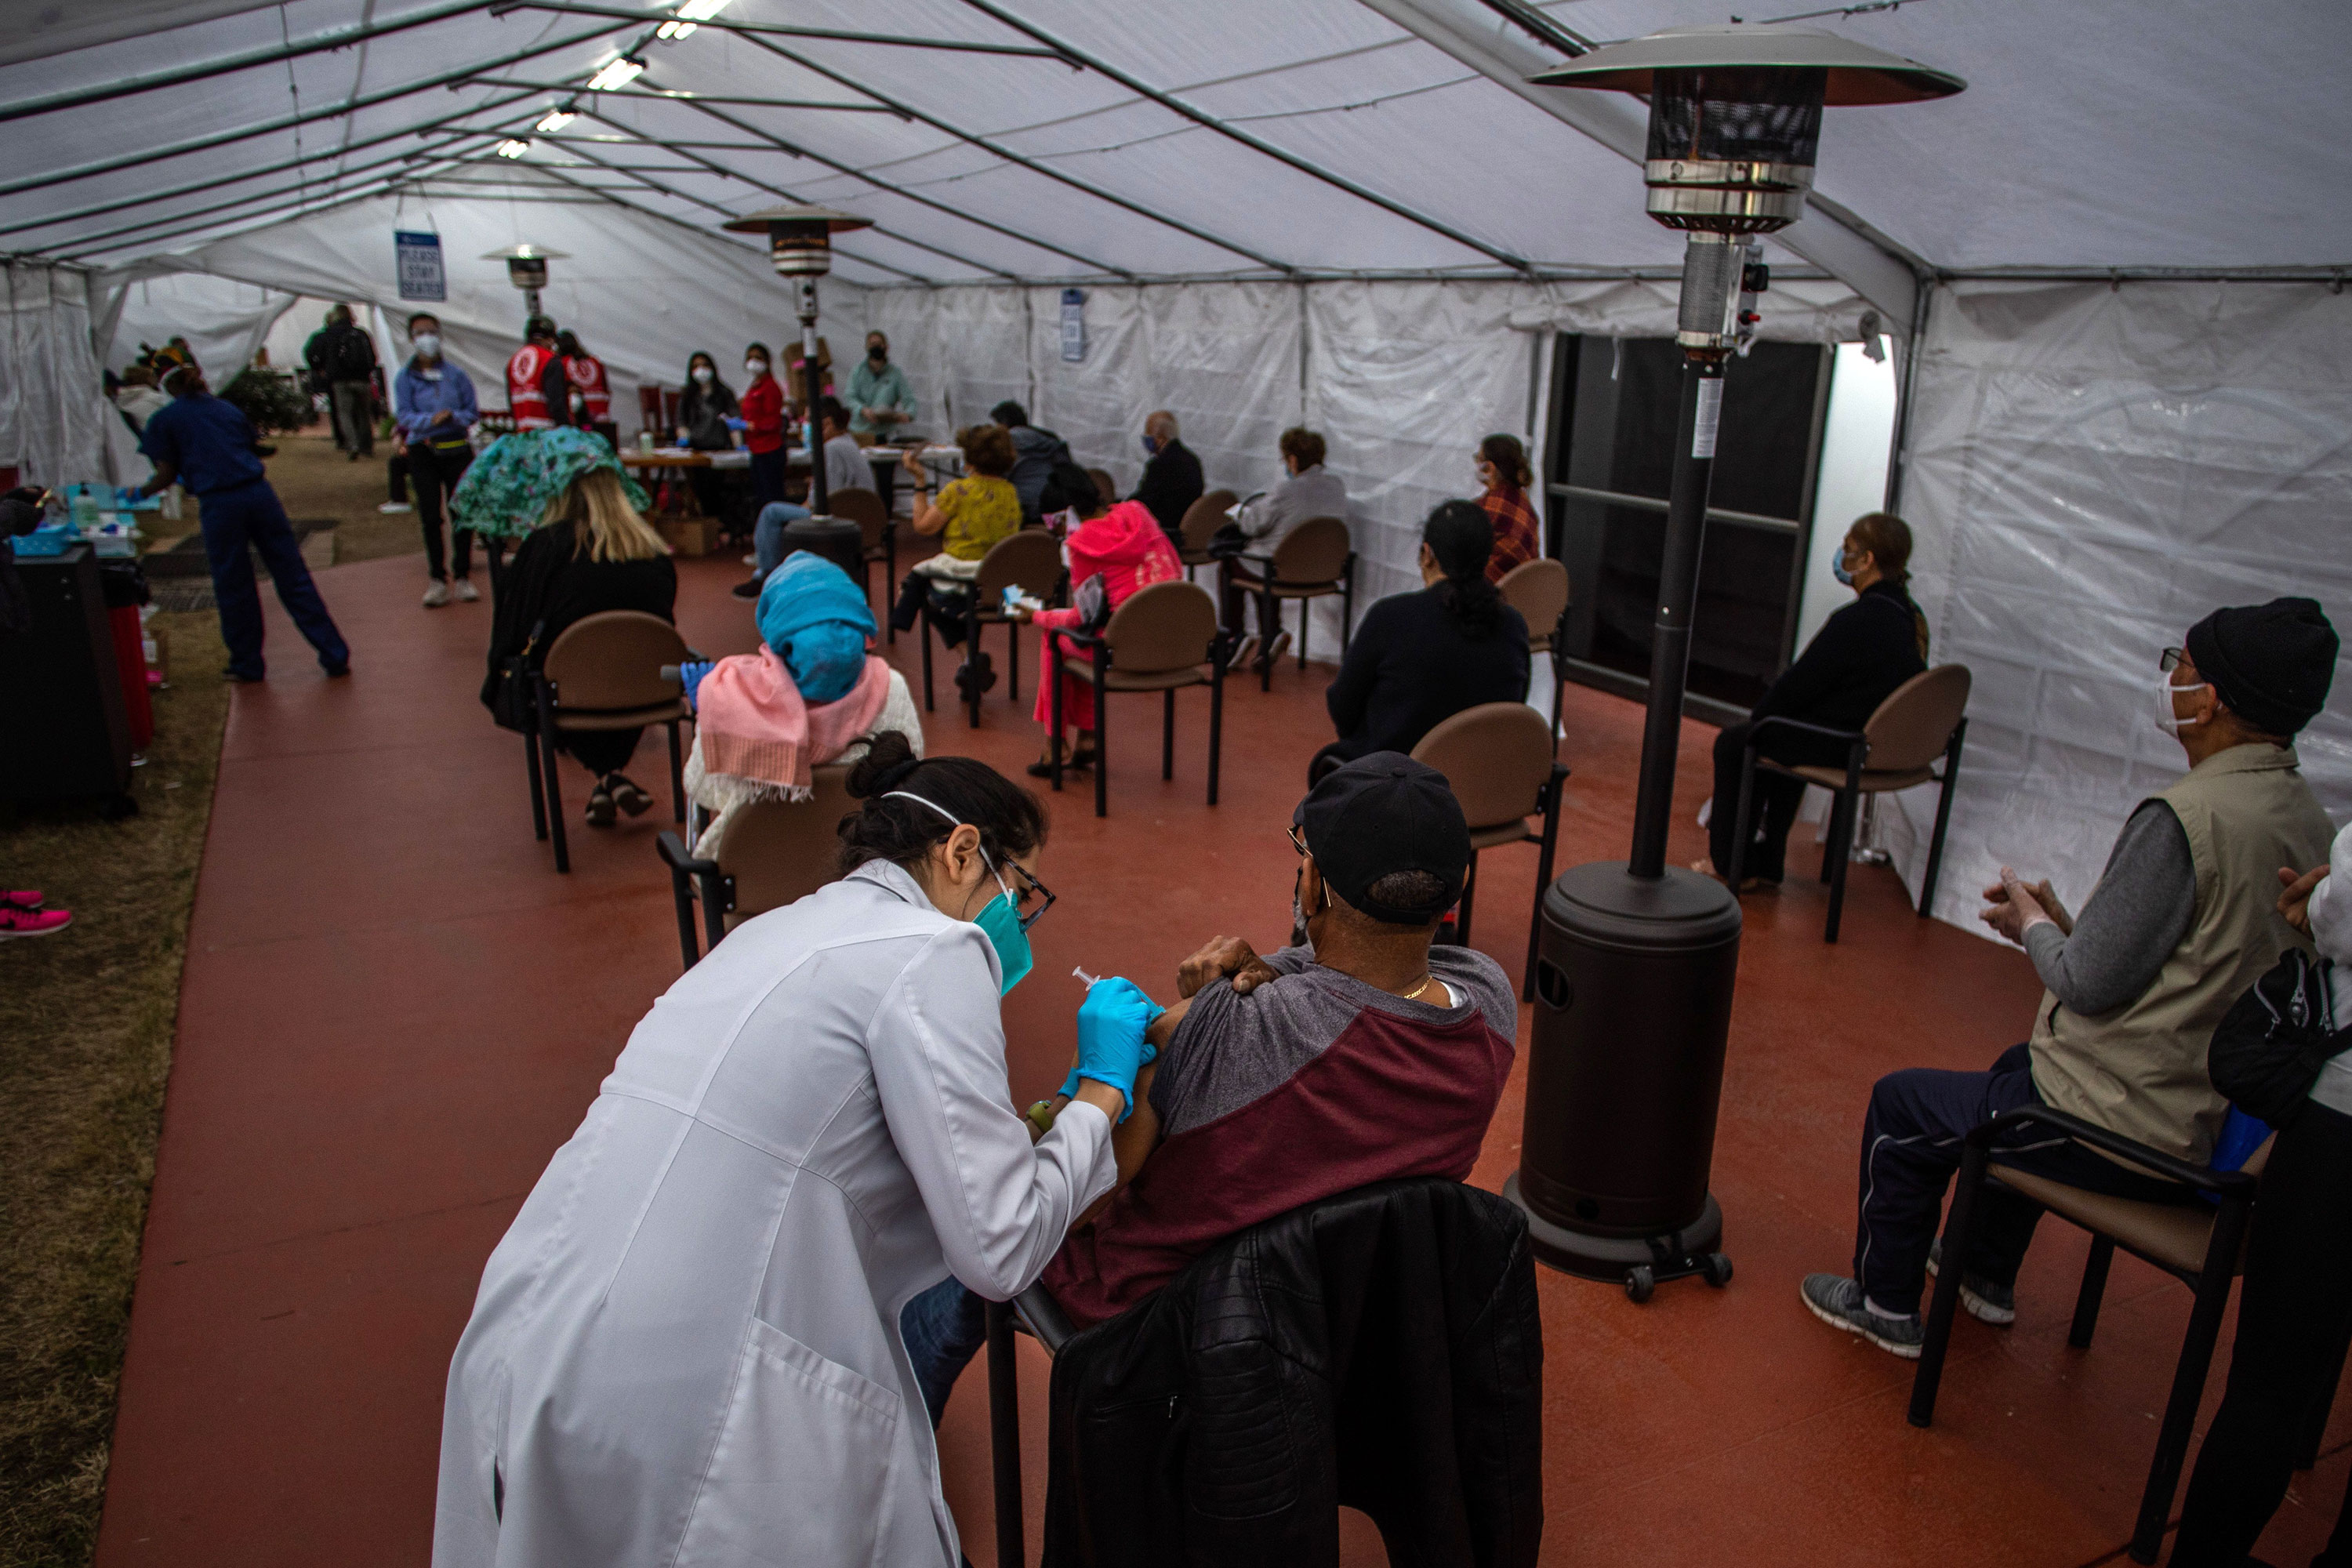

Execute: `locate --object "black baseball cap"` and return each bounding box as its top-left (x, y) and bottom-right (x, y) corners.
top-left (1294, 752), bottom-right (1470, 924)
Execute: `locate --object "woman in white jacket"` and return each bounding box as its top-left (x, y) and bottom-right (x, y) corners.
top-left (433, 733), bottom-right (1160, 1567)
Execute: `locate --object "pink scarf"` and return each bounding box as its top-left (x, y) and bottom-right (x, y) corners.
top-left (695, 648), bottom-right (891, 801)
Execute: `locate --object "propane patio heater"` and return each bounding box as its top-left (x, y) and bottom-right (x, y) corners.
top-left (1508, 26), bottom-right (1962, 1301)
top-left (722, 204), bottom-right (873, 524)
top-left (481, 243), bottom-right (567, 329)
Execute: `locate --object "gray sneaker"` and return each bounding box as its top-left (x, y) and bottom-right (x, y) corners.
top-left (1927, 1240), bottom-right (2016, 1326)
top-left (1801, 1273), bottom-right (1923, 1359)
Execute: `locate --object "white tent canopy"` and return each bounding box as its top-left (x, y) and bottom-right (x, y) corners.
top-left (3, 0), bottom-right (2347, 936)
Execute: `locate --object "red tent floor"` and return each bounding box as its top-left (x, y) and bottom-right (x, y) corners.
top-left (93, 550), bottom-right (2348, 1566)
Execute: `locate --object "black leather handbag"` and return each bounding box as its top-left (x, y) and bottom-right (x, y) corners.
top-left (2210, 949), bottom-right (2347, 1128)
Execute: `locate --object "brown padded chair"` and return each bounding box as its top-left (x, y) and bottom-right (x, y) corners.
top-left (1230, 516), bottom-right (1356, 690)
top-left (919, 528), bottom-right (1065, 722)
top-left (1410, 702), bottom-right (1569, 1001)
top-left (528, 609), bottom-right (693, 875)
top-left (656, 763), bottom-right (855, 968)
top-left (826, 486), bottom-right (895, 633)
top-left (1728, 662), bottom-right (1972, 942)
top-left (1086, 467), bottom-right (1118, 510)
top-left (1174, 488), bottom-right (1238, 581)
top-left (1047, 580), bottom-right (1227, 818)
top-left (1497, 558), bottom-right (1571, 753)
top-left (1911, 1107), bottom-right (2270, 1566)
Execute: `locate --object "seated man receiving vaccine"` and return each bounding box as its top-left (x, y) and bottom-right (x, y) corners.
top-left (898, 753), bottom-right (1519, 1417)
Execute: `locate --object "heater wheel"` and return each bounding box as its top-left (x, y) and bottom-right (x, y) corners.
top-left (1702, 1252), bottom-right (1733, 1287)
top-left (1624, 1265), bottom-right (1656, 1304)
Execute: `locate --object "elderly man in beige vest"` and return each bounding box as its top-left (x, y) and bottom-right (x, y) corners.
top-left (1803, 597), bottom-right (2339, 1359)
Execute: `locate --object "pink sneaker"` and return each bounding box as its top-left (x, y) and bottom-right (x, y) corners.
top-left (2, 889), bottom-right (42, 909)
top-left (0, 904), bottom-right (71, 938)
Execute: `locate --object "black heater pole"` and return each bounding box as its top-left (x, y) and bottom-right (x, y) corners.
top-left (1626, 358), bottom-right (1723, 877)
top-left (800, 281), bottom-right (829, 518)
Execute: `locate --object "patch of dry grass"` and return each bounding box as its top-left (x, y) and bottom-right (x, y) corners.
top-left (0, 612), bottom-right (230, 1567)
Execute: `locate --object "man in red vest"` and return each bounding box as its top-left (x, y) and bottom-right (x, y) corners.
top-left (557, 329), bottom-right (615, 448)
top-left (505, 316), bottom-right (569, 431)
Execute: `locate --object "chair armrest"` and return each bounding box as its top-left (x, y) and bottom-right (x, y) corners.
top-left (1049, 626), bottom-right (1105, 652)
top-left (1012, 1283), bottom-right (1074, 1355)
top-left (1748, 715), bottom-right (1867, 747)
top-left (655, 831), bottom-right (718, 879)
top-left (1969, 1104), bottom-right (2257, 1197)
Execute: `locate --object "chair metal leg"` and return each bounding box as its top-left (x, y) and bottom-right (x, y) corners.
top-left (1007, 616), bottom-right (1019, 704)
top-left (1824, 744), bottom-right (1867, 943)
top-left (1047, 631), bottom-right (1065, 793)
top-left (666, 859), bottom-right (699, 970)
top-left (1261, 588), bottom-right (1276, 693)
top-left (1207, 644), bottom-right (1225, 807)
top-left (1341, 561), bottom-right (1355, 652)
top-left (666, 720), bottom-right (685, 822)
top-left (966, 605), bottom-right (983, 729)
top-left (1911, 1138), bottom-right (1991, 1428)
top-left (1525, 764), bottom-right (1566, 1002)
top-left (884, 534), bottom-right (898, 643)
top-left (1919, 718), bottom-right (1965, 918)
top-left (985, 1299), bottom-right (1024, 1568)
top-left (1162, 688), bottom-right (1175, 780)
top-left (2069, 1235), bottom-right (2114, 1348)
top-left (1298, 598), bottom-right (1309, 670)
top-left (2130, 1200), bottom-right (2254, 1564)
top-left (536, 681), bottom-right (570, 875)
top-left (1727, 746), bottom-right (1760, 888)
top-left (1093, 649), bottom-right (1109, 819)
top-left (920, 608), bottom-right (935, 713)
top-left (523, 728), bottom-right (548, 842)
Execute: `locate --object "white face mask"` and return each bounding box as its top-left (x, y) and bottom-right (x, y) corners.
top-left (2153, 672), bottom-right (2210, 735)
top-left (691, 365), bottom-right (713, 383)
top-left (413, 333), bottom-right (441, 358)
top-left (745, 359), bottom-right (768, 376)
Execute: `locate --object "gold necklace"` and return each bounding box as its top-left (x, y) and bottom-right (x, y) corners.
top-left (1403, 973), bottom-right (1436, 1002)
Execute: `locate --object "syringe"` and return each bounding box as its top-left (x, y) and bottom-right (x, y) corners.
top-left (1072, 966), bottom-right (1102, 989)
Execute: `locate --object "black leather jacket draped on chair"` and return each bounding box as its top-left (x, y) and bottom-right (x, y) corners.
top-left (1041, 1178), bottom-right (1544, 1568)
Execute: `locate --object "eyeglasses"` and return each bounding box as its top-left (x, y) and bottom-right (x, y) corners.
top-left (1004, 858), bottom-right (1056, 933)
top-left (1288, 824), bottom-right (1308, 858)
top-left (2160, 646), bottom-right (2188, 673)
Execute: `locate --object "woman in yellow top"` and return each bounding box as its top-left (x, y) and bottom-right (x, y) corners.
top-left (890, 425), bottom-right (1023, 701)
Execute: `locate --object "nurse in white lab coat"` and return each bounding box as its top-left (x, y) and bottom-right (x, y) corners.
top-left (432, 734), bottom-right (1160, 1567)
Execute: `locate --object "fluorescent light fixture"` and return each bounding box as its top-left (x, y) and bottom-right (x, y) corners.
top-left (656, 20), bottom-right (695, 38)
top-left (535, 109), bottom-right (576, 132)
top-left (497, 139), bottom-right (532, 158)
top-left (586, 55), bottom-right (645, 92)
top-left (676, 0), bottom-right (733, 19)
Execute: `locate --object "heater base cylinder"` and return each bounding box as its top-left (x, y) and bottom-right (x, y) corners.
top-left (778, 517), bottom-right (862, 585)
top-left (1512, 860), bottom-right (1740, 1283)
top-left (1505, 1176), bottom-right (1723, 1294)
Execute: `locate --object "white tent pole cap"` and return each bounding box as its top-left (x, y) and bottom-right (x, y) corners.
top-left (1529, 24), bottom-right (1965, 105)
top-left (720, 205), bottom-right (875, 234)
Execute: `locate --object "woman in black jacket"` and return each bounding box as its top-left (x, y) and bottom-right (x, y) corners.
top-left (673, 350), bottom-right (740, 525)
top-left (483, 467), bottom-right (679, 828)
top-left (1313, 500), bottom-right (1530, 783)
top-left (1699, 511), bottom-right (1929, 887)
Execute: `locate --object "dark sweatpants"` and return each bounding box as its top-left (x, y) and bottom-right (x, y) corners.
top-left (1708, 718), bottom-right (1845, 883)
top-left (407, 440), bottom-right (475, 583)
top-left (1854, 1042), bottom-right (2199, 1316)
top-left (2172, 1098), bottom-right (2352, 1564)
top-left (198, 478), bottom-right (349, 680)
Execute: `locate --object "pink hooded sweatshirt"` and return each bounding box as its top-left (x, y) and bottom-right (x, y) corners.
top-left (1033, 499), bottom-right (1184, 730)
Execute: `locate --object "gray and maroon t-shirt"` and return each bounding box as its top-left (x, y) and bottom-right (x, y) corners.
top-left (1042, 943), bottom-right (1517, 1327)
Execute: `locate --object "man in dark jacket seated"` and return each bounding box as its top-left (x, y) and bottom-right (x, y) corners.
top-left (895, 754), bottom-right (1519, 1418)
top-left (1697, 510), bottom-right (1927, 888)
top-left (1130, 408), bottom-right (1203, 540)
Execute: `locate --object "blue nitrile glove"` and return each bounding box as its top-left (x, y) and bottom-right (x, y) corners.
top-left (1065, 977), bottom-right (1163, 1122)
top-left (677, 659), bottom-right (716, 710)
top-left (722, 416), bottom-right (749, 432)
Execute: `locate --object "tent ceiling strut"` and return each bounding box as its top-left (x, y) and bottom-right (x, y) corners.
top-left (949, 0), bottom-right (1534, 274)
top-left (499, 2), bottom-right (1071, 60)
top-left (730, 30), bottom-right (1296, 276)
top-left (464, 78), bottom-right (908, 117)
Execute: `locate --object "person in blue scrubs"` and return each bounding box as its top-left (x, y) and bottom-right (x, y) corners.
top-left (140, 361), bottom-right (350, 682)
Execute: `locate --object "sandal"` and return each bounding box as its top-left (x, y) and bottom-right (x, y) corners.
top-left (609, 775), bottom-right (655, 818)
top-left (585, 786), bottom-right (617, 828)
top-left (1026, 747), bottom-right (1096, 778)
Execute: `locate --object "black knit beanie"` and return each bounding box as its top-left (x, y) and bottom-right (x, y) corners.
top-left (2184, 597), bottom-right (2339, 738)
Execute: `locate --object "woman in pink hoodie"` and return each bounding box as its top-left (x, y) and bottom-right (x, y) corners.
top-left (1022, 483), bottom-right (1182, 776)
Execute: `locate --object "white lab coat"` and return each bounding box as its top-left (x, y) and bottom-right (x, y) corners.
top-left (432, 859), bottom-right (1114, 1567)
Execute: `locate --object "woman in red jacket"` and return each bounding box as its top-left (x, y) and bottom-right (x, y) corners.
top-left (739, 342), bottom-right (787, 514)
top-left (1020, 474), bottom-right (1181, 776)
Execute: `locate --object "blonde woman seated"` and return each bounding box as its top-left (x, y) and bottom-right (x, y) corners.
top-left (483, 466), bottom-right (677, 828)
top-left (683, 551), bottom-right (922, 855)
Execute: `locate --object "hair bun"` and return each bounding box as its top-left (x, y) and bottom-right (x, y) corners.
top-left (845, 731), bottom-right (923, 798)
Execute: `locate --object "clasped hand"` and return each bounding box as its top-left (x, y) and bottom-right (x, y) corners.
top-left (1980, 867), bottom-right (2070, 946)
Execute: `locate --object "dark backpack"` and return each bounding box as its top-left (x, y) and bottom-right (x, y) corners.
top-left (328, 326), bottom-right (375, 382)
top-left (2209, 949), bottom-right (2347, 1128)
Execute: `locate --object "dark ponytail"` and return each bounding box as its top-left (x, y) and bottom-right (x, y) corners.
top-left (1423, 499), bottom-right (1504, 638)
top-left (837, 732), bottom-right (1047, 875)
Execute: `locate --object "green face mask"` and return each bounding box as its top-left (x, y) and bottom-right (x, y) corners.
top-left (971, 869), bottom-right (1034, 995)
top-left (887, 790), bottom-right (1034, 995)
